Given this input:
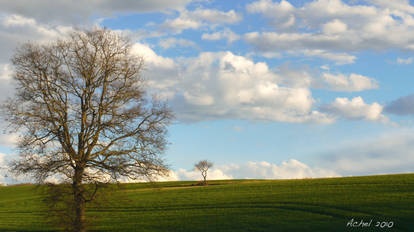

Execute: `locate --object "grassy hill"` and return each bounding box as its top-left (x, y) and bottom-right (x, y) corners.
top-left (0, 174), bottom-right (413, 231)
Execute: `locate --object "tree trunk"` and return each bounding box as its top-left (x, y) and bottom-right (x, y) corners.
top-left (203, 171), bottom-right (207, 185)
top-left (72, 167), bottom-right (86, 232)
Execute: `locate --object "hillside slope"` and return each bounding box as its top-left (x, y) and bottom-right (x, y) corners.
top-left (0, 174), bottom-right (413, 231)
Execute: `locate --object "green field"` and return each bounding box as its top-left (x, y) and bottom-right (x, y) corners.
top-left (0, 173), bottom-right (413, 231)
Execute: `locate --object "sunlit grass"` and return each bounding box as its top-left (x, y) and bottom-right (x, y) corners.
top-left (1, 174), bottom-right (413, 231)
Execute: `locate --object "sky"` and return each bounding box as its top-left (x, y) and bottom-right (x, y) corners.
top-left (1, 0), bottom-right (414, 184)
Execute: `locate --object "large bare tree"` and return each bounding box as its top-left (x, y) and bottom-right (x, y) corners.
top-left (1, 28), bottom-right (172, 232)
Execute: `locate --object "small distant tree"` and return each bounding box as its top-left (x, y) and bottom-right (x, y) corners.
top-left (194, 160), bottom-right (213, 185)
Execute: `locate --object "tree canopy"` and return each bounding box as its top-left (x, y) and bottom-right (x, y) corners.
top-left (1, 28), bottom-right (173, 232)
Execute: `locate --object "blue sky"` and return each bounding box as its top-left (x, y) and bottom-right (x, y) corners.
top-left (1, 0), bottom-right (414, 183)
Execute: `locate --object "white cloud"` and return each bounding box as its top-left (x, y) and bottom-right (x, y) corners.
top-left (321, 96), bottom-right (388, 122)
top-left (245, 0), bottom-right (414, 59)
top-left (320, 65), bottom-right (330, 70)
top-left (161, 8), bottom-right (242, 33)
top-left (0, 0), bottom-right (192, 25)
top-left (0, 14), bottom-right (73, 63)
top-left (258, 52), bottom-right (283, 59)
top-left (247, 0), bottom-right (295, 29)
top-left (234, 160), bottom-right (339, 179)
top-left (189, 8), bottom-right (242, 24)
top-left (173, 168), bottom-right (232, 181)
top-left (162, 16), bottom-right (202, 33)
top-left (113, 28), bottom-right (167, 41)
top-left (322, 19), bottom-right (348, 34)
top-left (397, 57), bottom-right (413, 64)
top-left (247, 0), bottom-right (294, 17)
top-left (2, 14), bottom-right (36, 27)
top-left (244, 32), bottom-right (361, 64)
top-left (168, 159), bottom-right (339, 181)
top-left (130, 46), bottom-right (373, 124)
top-left (158, 37), bottom-right (197, 49)
top-left (130, 43), bottom-right (179, 100)
top-left (201, 28), bottom-right (240, 43)
top-left (301, 49), bottom-right (356, 65)
top-left (253, 48), bottom-right (356, 65)
top-left (131, 43), bottom-right (175, 69)
top-left (369, 0), bottom-right (414, 14)
top-left (321, 73), bottom-right (378, 91)
top-left (0, 134), bottom-right (18, 148)
top-left (274, 63), bottom-right (314, 88)
top-left (275, 64), bottom-right (376, 92)
top-left (132, 47), bottom-right (334, 123)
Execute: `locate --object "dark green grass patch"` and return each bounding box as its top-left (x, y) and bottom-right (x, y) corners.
top-left (1, 174), bottom-right (413, 231)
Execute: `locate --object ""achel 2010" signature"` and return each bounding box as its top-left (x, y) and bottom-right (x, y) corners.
top-left (346, 218), bottom-right (394, 228)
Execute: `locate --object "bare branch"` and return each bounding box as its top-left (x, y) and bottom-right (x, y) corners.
top-left (1, 28), bottom-right (173, 232)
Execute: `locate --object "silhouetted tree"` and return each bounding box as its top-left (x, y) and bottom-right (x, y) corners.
top-left (195, 160), bottom-right (213, 185)
top-left (1, 28), bottom-right (173, 232)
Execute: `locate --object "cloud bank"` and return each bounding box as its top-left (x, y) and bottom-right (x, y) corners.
top-left (245, 0), bottom-right (414, 63)
top-left (132, 43), bottom-right (340, 123)
top-left (167, 159), bottom-right (339, 181)
top-left (0, 0), bottom-right (192, 25)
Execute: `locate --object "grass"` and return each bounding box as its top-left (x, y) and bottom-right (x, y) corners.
top-left (0, 174), bottom-right (413, 231)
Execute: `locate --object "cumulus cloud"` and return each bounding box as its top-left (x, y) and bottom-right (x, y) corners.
top-left (161, 8), bottom-right (242, 33)
top-left (173, 168), bottom-right (232, 181)
top-left (130, 43), bottom-right (178, 100)
top-left (161, 16), bottom-right (201, 33)
top-left (132, 43), bottom-right (381, 123)
top-left (131, 43), bottom-right (175, 69)
top-left (130, 44), bottom-right (334, 123)
top-left (322, 19), bottom-right (348, 34)
top-left (274, 64), bottom-right (377, 92)
top-left (321, 96), bottom-right (388, 122)
top-left (244, 32), bottom-right (360, 64)
top-left (0, 0), bottom-right (192, 25)
top-left (0, 14), bottom-right (73, 63)
top-left (247, 0), bottom-right (295, 29)
top-left (368, 0), bottom-right (414, 14)
top-left (254, 48), bottom-right (356, 65)
top-left (201, 28), bottom-right (240, 44)
top-left (236, 160), bottom-right (339, 179)
top-left (301, 50), bottom-right (356, 65)
top-left (158, 37), bottom-right (197, 49)
top-left (245, 0), bottom-right (414, 61)
top-left (168, 159), bottom-right (339, 181)
top-left (188, 8), bottom-right (242, 24)
top-left (385, 94), bottom-right (414, 116)
top-left (320, 72), bottom-right (378, 92)
top-left (320, 130), bottom-right (414, 176)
